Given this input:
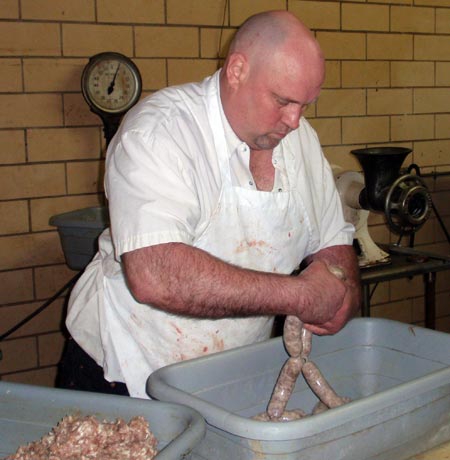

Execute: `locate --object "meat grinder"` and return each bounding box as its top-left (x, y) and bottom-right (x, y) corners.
top-left (334, 147), bottom-right (432, 268)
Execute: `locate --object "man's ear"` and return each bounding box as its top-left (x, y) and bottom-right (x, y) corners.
top-left (225, 52), bottom-right (248, 89)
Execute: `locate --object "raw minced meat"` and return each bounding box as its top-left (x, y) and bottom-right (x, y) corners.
top-left (6, 414), bottom-right (159, 460)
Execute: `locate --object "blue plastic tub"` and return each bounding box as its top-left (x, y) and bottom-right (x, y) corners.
top-left (0, 382), bottom-right (205, 459)
top-left (147, 318), bottom-right (450, 459)
top-left (49, 206), bottom-right (109, 270)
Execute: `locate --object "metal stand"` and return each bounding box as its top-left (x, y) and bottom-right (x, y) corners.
top-left (360, 245), bottom-right (450, 329)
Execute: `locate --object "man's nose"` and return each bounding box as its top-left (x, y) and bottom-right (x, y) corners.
top-left (281, 104), bottom-right (302, 130)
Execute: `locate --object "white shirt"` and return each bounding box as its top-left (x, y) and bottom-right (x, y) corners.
top-left (104, 72), bottom-right (349, 258)
top-left (66, 70), bottom-right (354, 397)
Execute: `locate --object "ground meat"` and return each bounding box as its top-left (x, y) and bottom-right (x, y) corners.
top-left (6, 414), bottom-right (158, 460)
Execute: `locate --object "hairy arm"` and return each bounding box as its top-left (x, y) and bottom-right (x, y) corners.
top-left (122, 242), bottom-right (357, 333)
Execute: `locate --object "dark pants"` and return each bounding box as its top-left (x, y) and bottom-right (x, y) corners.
top-left (57, 337), bottom-right (129, 396)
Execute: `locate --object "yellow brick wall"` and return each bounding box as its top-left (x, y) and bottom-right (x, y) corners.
top-left (0, 0), bottom-right (449, 387)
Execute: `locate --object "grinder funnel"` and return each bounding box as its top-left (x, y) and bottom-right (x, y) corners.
top-left (351, 147), bottom-right (411, 212)
top-left (351, 146), bottom-right (431, 234)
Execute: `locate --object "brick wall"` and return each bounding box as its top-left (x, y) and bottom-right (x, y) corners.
top-left (0, 0), bottom-right (449, 387)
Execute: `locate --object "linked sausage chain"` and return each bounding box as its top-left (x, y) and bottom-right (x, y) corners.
top-left (255, 265), bottom-right (350, 422)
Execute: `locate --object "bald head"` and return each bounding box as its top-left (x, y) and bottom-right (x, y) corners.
top-left (220, 11), bottom-right (325, 151)
top-left (226, 10), bottom-right (323, 72)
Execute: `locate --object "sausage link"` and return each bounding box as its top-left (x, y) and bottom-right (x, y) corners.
top-left (312, 400), bottom-right (328, 415)
top-left (258, 262), bottom-right (349, 422)
top-left (252, 412), bottom-right (270, 421)
top-left (253, 408), bottom-right (308, 422)
top-left (300, 328), bottom-right (312, 358)
top-left (328, 264), bottom-right (346, 281)
top-left (278, 409), bottom-right (308, 422)
top-left (301, 360), bottom-right (347, 409)
top-left (283, 316), bottom-right (303, 357)
top-left (267, 356), bottom-right (303, 419)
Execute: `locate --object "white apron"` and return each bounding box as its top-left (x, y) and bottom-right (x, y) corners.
top-left (67, 77), bottom-right (315, 398)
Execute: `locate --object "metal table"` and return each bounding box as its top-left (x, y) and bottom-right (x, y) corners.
top-left (360, 244), bottom-right (450, 329)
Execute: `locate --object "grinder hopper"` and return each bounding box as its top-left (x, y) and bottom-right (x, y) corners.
top-left (352, 147), bottom-right (432, 235)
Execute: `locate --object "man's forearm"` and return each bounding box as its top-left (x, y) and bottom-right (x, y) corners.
top-left (122, 242), bottom-right (355, 330)
top-left (122, 242), bottom-right (301, 318)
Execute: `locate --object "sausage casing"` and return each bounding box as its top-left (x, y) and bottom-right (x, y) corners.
top-left (267, 356), bottom-right (303, 419)
top-left (283, 316), bottom-right (303, 357)
top-left (253, 408), bottom-right (308, 422)
top-left (312, 400), bottom-right (328, 415)
top-left (278, 409), bottom-right (308, 422)
top-left (300, 328), bottom-right (312, 358)
top-left (302, 360), bottom-right (347, 409)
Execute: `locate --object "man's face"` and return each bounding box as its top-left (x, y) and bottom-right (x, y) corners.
top-left (232, 53), bottom-right (324, 151)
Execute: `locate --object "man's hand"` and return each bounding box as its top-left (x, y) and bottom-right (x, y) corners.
top-left (293, 260), bottom-right (347, 325)
top-left (300, 245), bottom-right (361, 335)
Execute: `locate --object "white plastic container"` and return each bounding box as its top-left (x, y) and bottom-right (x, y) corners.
top-left (0, 382), bottom-right (205, 459)
top-left (147, 318), bottom-right (450, 459)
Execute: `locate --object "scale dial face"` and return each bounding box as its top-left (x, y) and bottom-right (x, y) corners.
top-left (81, 52), bottom-right (142, 115)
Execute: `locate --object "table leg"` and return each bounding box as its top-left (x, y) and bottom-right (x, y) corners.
top-left (424, 272), bottom-right (436, 329)
top-left (362, 284), bottom-right (371, 317)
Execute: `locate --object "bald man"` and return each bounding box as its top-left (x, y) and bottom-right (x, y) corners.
top-left (61, 10), bottom-right (361, 398)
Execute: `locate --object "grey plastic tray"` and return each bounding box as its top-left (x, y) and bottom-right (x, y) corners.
top-left (147, 318), bottom-right (450, 459)
top-left (0, 382), bottom-right (205, 459)
top-left (49, 206), bottom-right (109, 270)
